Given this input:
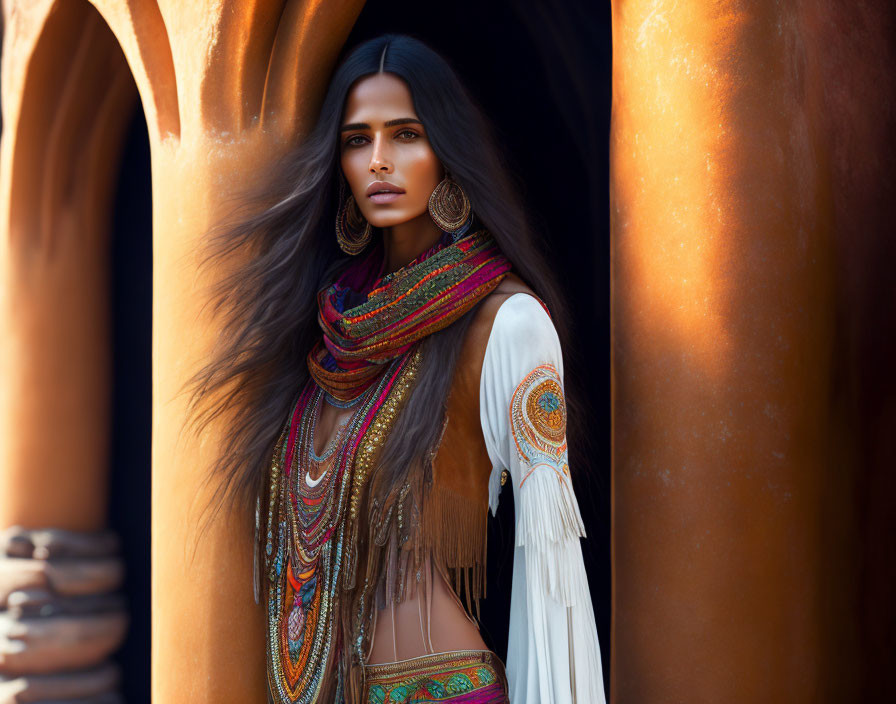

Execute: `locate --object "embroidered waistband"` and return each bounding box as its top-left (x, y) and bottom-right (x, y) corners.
top-left (362, 648), bottom-right (508, 703)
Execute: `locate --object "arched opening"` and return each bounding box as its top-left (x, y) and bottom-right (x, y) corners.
top-left (0, 0), bottom-right (150, 698)
top-left (107, 103), bottom-right (152, 702)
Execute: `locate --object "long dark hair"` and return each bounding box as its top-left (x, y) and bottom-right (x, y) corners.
top-left (188, 33), bottom-right (574, 532)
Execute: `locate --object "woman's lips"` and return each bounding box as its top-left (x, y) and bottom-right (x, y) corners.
top-left (368, 192), bottom-right (404, 204)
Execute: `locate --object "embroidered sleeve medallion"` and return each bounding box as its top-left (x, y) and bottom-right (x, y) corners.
top-left (509, 363), bottom-right (570, 487)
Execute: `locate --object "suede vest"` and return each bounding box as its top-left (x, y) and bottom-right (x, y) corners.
top-left (423, 293), bottom-right (508, 617)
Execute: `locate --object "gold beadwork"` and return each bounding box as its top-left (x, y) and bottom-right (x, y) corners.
top-left (427, 173), bottom-right (471, 233)
top-left (509, 364), bottom-right (569, 488)
top-left (336, 180), bottom-right (372, 255)
top-left (349, 347), bottom-right (421, 521)
top-left (524, 378), bottom-right (566, 443)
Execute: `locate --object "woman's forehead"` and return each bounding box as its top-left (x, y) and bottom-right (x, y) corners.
top-left (342, 73), bottom-right (417, 124)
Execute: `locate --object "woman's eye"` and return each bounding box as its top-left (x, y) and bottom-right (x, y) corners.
top-left (343, 130), bottom-right (418, 147)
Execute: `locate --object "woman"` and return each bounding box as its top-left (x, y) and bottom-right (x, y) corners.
top-left (192, 34), bottom-right (604, 704)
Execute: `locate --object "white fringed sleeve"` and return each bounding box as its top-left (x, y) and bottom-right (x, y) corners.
top-left (479, 293), bottom-right (606, 704)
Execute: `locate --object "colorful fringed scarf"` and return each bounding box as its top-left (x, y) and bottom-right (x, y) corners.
top-left (263, 229), bottom-right (511, 704)
top-left (307, 229), bottom-right (512, 402)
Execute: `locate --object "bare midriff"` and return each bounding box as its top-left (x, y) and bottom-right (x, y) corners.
top-left (313, 399), bottom-right (488, 665)
top-left (366, 555), bottom-right (488, 664)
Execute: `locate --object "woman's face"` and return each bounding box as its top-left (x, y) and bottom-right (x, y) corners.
top-left (339, 73), bottom-right (443, 230)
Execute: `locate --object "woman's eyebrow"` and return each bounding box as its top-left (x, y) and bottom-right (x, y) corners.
top-left (340, 117), bottom-right (423, 131)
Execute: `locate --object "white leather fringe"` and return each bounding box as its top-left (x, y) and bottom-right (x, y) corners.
top-left (479, 293), bottom-right (606, 704)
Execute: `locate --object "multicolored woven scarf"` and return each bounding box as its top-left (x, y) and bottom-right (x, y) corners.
top-left (308, 229), bottom-right (512, 402)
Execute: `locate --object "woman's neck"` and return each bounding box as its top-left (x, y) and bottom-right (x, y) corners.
top-left (381, 211), bottom-right (444, 275)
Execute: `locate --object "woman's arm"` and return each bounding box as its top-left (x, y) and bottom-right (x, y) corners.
top-left (479, 293), bottom-right (606, 704)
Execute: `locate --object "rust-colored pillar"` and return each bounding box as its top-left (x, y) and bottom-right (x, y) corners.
top-left (610, 1), bottom-right (895, 701)
top-left (0, 1), bottom-right (137, 697)
top-left (0, 0), bottom-right (136, 533)
top-left (127, 3), bottom-right (365, 701)
top-left (2, 1), bottom-right (366, 699)
top-left (797, 3), bottom-right (896, 699)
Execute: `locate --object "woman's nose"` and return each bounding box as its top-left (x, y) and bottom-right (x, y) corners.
top-left (368, 135), bottom-right (392, 174)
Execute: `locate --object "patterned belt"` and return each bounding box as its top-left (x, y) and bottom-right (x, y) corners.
top-left (362, 649), bottom-right (509, 703)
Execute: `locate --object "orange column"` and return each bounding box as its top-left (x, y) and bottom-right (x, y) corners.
top-left (613, 1), bottom-right (834, 701)
top-left (610, 1), bottom-right (894, 700)
top-left (795, 3), bottom-right (896, 698)
top-left (0, 2), bottom-right (136, 694)
top-left (131, 3), bottom-right (366, 701)
top-left (0, 1), bottom-right (136, 531)
top-left (3, 1), bottom-right (366, 699)
top-left (0, 1), bottom-right (137, 700)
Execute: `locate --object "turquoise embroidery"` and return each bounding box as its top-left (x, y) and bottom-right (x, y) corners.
top-left (444, 673), bottom-right (474, 694)
top-left (510, 364), bottom-right (570, 486)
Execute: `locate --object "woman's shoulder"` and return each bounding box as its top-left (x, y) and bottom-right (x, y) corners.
top-left (482, 273), bottom-right (554, 333)
top-left (492, 271), bottom-right (534, 299)
top-left (463, 273), bottom-right (559, 374)
top-left (474, 272), bottom-right (536, 327)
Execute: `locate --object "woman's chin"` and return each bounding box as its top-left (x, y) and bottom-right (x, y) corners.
top-left (366, 213), bottom-right (411, 229)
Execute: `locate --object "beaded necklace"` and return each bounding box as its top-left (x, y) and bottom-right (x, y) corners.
top-left (264, 349), bottom-right (421, 704)
top-left (324, 390), bottom-right (363, 410)
top-left (265, 383), bottom-right (358, 703)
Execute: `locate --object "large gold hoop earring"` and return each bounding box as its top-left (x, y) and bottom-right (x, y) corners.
top-left (335, 179), bottom-right (372, 255)
top-left (428, 172), bottom-right (472, 236)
